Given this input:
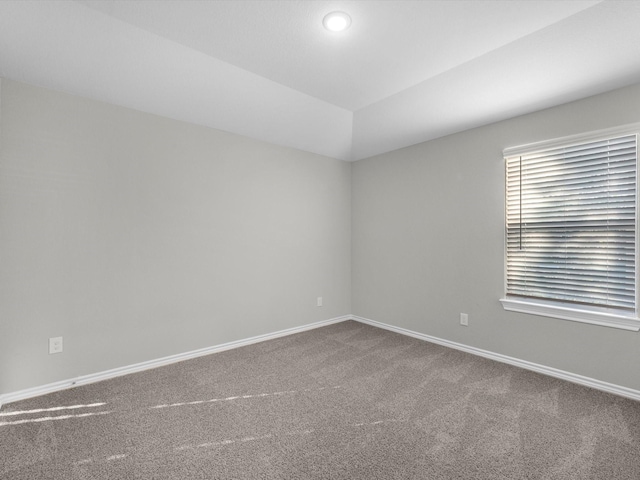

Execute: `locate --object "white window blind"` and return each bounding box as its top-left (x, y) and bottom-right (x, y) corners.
top-left (505, 133), bottom-right (637, 312)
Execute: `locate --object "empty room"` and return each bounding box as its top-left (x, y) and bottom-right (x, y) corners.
top-left (1, 1), bottom-right (640, 478)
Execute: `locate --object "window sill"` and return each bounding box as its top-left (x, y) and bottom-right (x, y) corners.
top-left (499, 298), bottom-right (640, 332)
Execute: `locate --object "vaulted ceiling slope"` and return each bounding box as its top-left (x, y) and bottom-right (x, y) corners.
top-left (1, 1), bottom-right (639, 161)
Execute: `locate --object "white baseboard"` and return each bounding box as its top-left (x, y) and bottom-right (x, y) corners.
top-left (0, 315), bottom-right (350, 409)
top-left (3, 313), bottom-right (638, 409)
top-left (351, 315), bottom-right (640, 402)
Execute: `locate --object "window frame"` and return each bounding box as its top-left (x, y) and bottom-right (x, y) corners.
top-left (500, 123), bottom-right (640, 332)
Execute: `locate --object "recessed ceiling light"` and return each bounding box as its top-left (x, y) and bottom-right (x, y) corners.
top-left (323, 11), bottom-right (351, 32)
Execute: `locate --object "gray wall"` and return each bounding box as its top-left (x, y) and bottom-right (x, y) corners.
top-left (3, 76), bottom-right (640, 397)
top-left (0, 79), bottom-right (352, 395)
top-left (352, 83), bottom-right (640, 391)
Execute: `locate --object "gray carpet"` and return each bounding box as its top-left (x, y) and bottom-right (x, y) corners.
top-left (1, 320), bottom-right (639, 479)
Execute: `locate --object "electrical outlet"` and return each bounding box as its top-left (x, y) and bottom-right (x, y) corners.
top-left (460, 313), bottom-right (469, 326)
top-left (317, 297), bottom-right (323, 307)
top-left (49, 336), bottom-right (63, 354)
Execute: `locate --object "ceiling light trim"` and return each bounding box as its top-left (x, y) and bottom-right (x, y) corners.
top-left (323, 11), bottom-right (351, 32)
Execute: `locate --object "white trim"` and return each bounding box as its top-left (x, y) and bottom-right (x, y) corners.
top-left (351, 315), bottom-right (640, 402)
top-left (500, 298), bottom-right (640, 332)
top-left (0, 315), bottom-right (350, 408)
top-left (3, 313), bottom-right (639, 409)
top-left (503, 122), bottom-right (640, 157)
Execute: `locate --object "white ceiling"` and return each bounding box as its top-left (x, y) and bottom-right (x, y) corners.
top-left (1, 0), bottom-right (639, 160)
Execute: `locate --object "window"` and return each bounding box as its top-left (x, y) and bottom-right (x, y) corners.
top-left (500, 125), bottom-right (640, 331)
